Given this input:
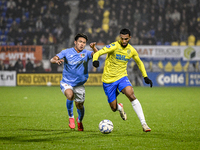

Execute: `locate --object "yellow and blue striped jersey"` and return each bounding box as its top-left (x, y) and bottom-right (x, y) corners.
top-left (93, 41), bottom-right (147, 83)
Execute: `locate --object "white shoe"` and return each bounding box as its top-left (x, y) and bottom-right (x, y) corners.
top-left (142, 124), bottom-right (151, 132)
top-left (119, 103), bottom-right (127, 120)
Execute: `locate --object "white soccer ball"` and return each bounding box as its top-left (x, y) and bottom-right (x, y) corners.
top-left (99, 119), bottom-right (113, 134)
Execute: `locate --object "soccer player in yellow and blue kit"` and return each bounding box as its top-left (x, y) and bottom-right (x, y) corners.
top-left (91, 28), bottom-right (153, 132)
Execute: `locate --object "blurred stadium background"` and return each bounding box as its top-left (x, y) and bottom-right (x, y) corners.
top-left (0, 0), bottom-right (200, 87)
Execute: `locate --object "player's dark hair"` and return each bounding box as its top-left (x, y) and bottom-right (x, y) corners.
top-left (74, 33), bottom-right (88, 42)
top-left (120, 28), bottom-right (131, 36)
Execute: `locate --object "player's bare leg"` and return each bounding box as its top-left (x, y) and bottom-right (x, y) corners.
top-left (122, 86), bottom-right (151, 132)
top-left (109, 99), bottom-right (127, 120)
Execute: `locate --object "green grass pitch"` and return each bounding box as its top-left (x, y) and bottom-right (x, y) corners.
top-left (0, 86), bottom-right (200, 150)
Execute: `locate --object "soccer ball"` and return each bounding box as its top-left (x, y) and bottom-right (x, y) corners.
top-left (99, 119), bottom-right (113, 134)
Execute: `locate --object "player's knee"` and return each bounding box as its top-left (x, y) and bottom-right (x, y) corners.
top-left (111, 106), bottom-right (117, 112)
top-left (65, 93), bottom-right (74, 100)
top-left (127, 94), bottom-right (136, 101)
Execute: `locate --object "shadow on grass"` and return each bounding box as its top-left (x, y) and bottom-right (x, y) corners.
top-left (0, 128), bottom-right (102, 143)
top-left (1, 128), bottom-right (198, 144)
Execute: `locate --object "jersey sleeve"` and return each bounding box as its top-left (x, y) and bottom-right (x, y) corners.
top-left (93, 44), bottom-right (116, 61)
top-left (56, 50), bottom-right (66, 59)
top-left (87, 50), bottom-right (93, 59)
top-left (132, 49), bottom-right (147, 78)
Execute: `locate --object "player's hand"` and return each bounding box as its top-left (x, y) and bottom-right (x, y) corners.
top-left (56, 59), bottom-right (64, 65)
top-left (90, 42), bottom-right (96, 49)
top-left (144, 77), bottom-right (153, 87)
top-left (93, 61), bottom-right (99, 68)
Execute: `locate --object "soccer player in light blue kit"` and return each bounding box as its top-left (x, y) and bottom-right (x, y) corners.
top-left (50, 33), bottom-right (97, 131)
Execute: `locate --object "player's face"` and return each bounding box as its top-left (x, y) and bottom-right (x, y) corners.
top-left (74, 37), bottom-right (87, 52)
top-left (120, 34), bottom-right (131, 47)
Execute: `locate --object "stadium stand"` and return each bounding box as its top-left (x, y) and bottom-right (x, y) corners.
top-left (0, 0), bottom-right (200, 73)
top-left (0, 0), bottom-right (199, 47)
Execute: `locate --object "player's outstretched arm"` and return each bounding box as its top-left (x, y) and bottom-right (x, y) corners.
top-left (90, 42), bottom-right (100, 68)
top-left (50, 56), bottom-right (64, 65)
top-left (144, 77), bottom-right (153, 87)
top-left (90, 42), bottom-right (98, 53)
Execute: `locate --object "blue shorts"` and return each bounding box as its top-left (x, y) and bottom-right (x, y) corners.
top-left (103, 76), bottom-right (132, 103)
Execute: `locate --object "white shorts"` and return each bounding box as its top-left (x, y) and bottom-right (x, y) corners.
top-left (60, 82), bottom-right (85, 103)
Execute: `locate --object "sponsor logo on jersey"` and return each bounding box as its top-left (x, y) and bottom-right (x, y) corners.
top-left (116, 54), bottom-right (128, 61)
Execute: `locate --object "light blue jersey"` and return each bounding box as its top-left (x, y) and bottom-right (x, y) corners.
top-left (57, 47), bottom-right (92, 87)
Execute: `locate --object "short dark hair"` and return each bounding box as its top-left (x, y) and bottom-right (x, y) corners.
top-left (120, 28), bottom-right (131, 36)
top-left (74, 33), bottom-right (88, 41)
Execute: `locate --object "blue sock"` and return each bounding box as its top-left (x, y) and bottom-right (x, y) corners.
top-left (77, 106), bottom-right (85, 122)
top-left (66, 99), bottom-right (73, 117)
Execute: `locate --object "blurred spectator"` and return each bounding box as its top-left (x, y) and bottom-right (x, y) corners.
top-left (141, 8), bottom-right (149, 23)
top-left (60, 1), bottom-right (71, 25)
top-left (59, 25), bottom-right (71, 45)
top-left (7, 27), bottom-right (17, 42)
top-left (93, 15), bottom-right (102, 29)
top-left (129, 33), bottom-right (139, 45)
top-left (145, 33), bottom-right (156, 45)
top-left (171, 28), bottom-right (179, 42)
top-left (163, 27), bottom-right (172, 43)
top-left (39, 34), bottom-right (47, 45)
top-left (25, 27), bottom-right (34, 41)
top-left (139, 21), bottom-right (148, 35)
top-left (32, 35), bottom-right (40, 45)
top-left (35, 16), bottom-right (44, 30)
top-left (7, 0), bottom-right (16, 8)
top-left (28, 15), bottom-right (36, 29)
top-left (10, 21), bottom-right (20, 32)
top-left (158, 0), bottom-right (165, 8)
top-left (157, 16), bottom-right (164, 30)
top-left (20, 15), bottom-right (29, 30)
top-left (26, 58), bottom-right (34, 72)
top-left (6, 6), bottom-right (16, 18)
top-left (35, 61), bottom-right (45, 72)
top-left (14, 58), bottom-right (24, 72)
top-left (54, 24), bottom-right (63, 42)
top-left (0, 60), bottom-right (6, 70)
top-left (0, 17), bottom-right (6, 30)
top-left (43, 15), bottom-right (52, 30)
top-left (188, 19), bottom-right (196, 35)
top-left (133, 9), bottom-right (141, 22)
top-left (47, 33), bottom-right (57, 45)
top-left (16, 0), bottom-right (25, 8)
top-left (15, 6), bottom-right (23, 19)
top-left (16, 28), bottom-right (24, 44)
top-left (170, 9), bottom-right (181, 21)
top-left (29, 4), bottom-right (41, 17)
top-left (7, 63), bottom-right (15, 71)
top-left (195, 23), bottom-right (200, 40)
top-left (155, 27), bottom-right (164, 42)
top-left (51, 63), bottom-right (58, 72)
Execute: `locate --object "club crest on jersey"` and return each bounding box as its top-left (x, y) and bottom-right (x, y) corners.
top-left (80, 53), bottom-right (85, 58)
top-left (127, 49), bottom-right (131, 55)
